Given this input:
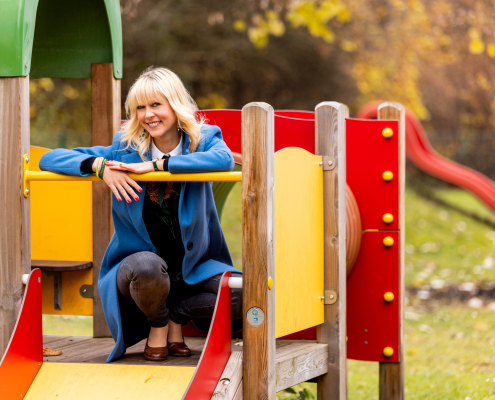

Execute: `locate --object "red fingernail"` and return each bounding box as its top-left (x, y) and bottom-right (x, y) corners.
top-left (134, 197), bottom-right (139, 201)
top-left (118, 198), bottom-right (121, 202)
top-left (127, 199), bottom-right (131, 203)
top-left (138, 189), bottom-right (143, 193)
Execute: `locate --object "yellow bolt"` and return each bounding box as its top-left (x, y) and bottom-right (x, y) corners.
top-left (267, 276), bottom-right (273, 290)
top-left (382, 128), bottom-right (394, 138)
top-left (383, 292), bottom-right (395, 302)
top-left (383, 236), bottom-right (394, 247)
top-left (382, 213), bottom-right (394, 224)
top-left (382, 170), bottom-right (394, 181)
top-left (383, 347), bottom-right (394, 357)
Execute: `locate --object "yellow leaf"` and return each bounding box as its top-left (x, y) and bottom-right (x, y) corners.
top-left (233, 20), bottom-right (246, 32)
top-left (248, 27), bottom-right (269, 48)
top-left (469, 38), bottom-right (485, 55)
top-left (487, 43), bottom-right (495, 58)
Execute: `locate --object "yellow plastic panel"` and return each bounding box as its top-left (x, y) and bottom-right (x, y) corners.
top-left (274, 147), bottom-right (324, 338)
top-left (25, 363), bottom-right (195, 400)
top-left (41, 270), bottom-right (93, 316)
top-left (30, 146), bottom-right (93, 315)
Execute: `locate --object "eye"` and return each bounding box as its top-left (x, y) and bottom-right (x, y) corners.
top-left (137, 105), bottom-right (144, 110)
top-left (152, 102), bottom-right (160, 107)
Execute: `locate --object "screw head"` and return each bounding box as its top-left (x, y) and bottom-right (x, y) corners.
top-left (82, 289), bottom-right (87, 293)
top-left (25, 156), bottom-right (30, 163)
top-left (25, 64), bottom-right (28, 68)
top-left (383, 236), bottom-right (394, 247)
top-left (38, 277), bottom-right (40, 283)
top-left (25, 188), bottom-right (30, 195)
top-left (382, 213), bottom-right (394, 224)
top-left (382, 127), bottom-right (394, 138)
top-left (117, 69), bottom-right (120, 73)
top-left (328, 160), bottom-right (333, 166)
top-left (330, 294), bottom-right (335, 300)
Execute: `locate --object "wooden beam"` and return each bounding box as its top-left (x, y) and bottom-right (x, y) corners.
top-left (378, 102), bottom-right (405, 400)
top-left (314, 102), bottom-right (347, 400)
top-left (211, 350), bottom-right (243, 399)
top-left (91, 63), bottom-right (121, 338)
top-left (241, 102), bottom-right (275, 400)
top-left (0, 76), bottom-right (30, 357)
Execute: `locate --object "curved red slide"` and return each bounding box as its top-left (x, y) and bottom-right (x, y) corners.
top-left (357, 101), bottom-right (495, 213)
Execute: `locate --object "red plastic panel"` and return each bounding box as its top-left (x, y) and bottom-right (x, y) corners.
top-left (346, 118), bottom-right (399, 230)
top-left (347, 231), bottom-right (399, 362)
top-left (183, 271), bottom-right (232, 400)
top-left (199, 110), bottom-right (315, 154)
top-left (0, 269), bottom-right (42, 398)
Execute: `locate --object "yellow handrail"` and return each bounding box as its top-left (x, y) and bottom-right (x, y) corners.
top-left (22, 154), bottom-right (242, 197)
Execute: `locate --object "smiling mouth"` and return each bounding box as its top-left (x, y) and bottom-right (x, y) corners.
top-left (147, 121), bottom-right (161, 128)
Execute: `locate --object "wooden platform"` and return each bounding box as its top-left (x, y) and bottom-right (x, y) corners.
top-left (42, 335), bottom-right (328, 397)
top-left (42, 335), bottom-right (208, 366)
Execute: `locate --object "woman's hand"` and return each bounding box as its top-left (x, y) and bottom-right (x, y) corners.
top-left (106, 160), bottom-right (162, 174)
top-left (101, 164), bottom-right (143, 203)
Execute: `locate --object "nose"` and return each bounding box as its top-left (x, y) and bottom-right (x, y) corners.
top-left (145, 106), bottom-right (155, 119)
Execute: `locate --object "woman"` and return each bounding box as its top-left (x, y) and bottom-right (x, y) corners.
top-left (40, 67), bottom-right (242, 362)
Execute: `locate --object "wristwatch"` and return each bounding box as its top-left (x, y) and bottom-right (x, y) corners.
top-left (152, 159), bottom-right (160, 171)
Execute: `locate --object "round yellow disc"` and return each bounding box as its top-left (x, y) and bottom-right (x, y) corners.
top-left (383, 236), bottom-right (394, 247)
top-left (383, 292), bottom-right (394, 302)
top-left (382, 213), bottom-right (394, 224)
top-left (382, 171), bottom-right (394, 181)
top-left (267, 276), bottom-right (273, 290)
top-left (382, 128), bottom-right (394, 138)
top-left (383, 347), bottom-right (394, 357)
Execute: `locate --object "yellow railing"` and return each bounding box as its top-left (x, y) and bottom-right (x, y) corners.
top-left (23, 154), bottom-right (242, 197)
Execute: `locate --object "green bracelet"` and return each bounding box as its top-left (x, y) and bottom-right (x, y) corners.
top-left (100, 159), bottom-right (107, 178)
top-left (152, 159), bottom-right (160, 171)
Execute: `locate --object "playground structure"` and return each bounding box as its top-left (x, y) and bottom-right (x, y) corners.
top-left (1, 100), bottom-right (406, 399)
top-left (9, 0), bottom-right (486, 398)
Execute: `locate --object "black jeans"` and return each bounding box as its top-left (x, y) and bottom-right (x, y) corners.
top-left (117, 251), bottom-right (242, 329)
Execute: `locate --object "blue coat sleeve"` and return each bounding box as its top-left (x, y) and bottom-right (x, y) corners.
top-left (168, 125), bottom-right (234, 173)
top-left (39, 132), bottom-right (123, 176)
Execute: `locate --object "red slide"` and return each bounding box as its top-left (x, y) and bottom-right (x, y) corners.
top-left (357, 101), bottom-right (495, 213)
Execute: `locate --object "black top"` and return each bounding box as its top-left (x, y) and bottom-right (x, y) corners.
top-left (81, 156), bottom-right (184, 281)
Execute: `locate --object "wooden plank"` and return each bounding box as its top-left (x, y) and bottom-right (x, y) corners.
top-left (31, 260), bottom-right (92, 271)
top-left (378, 103), bottom-right (405, 400)
top-left (211, 351), bottom-right (243, 399)
top-left (91, 63), bottom-right (121, 337)
top-left (0, 76), bottom-right (30, 357)
top-left (314, 102), bottom-right (347, 400)
top-left (241, 102), bottom-right (275, 400)
top-left (275, 343), bottom-right (328, 392)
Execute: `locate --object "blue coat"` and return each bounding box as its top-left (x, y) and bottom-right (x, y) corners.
top-left (39, 125), bottom-right (240, 362)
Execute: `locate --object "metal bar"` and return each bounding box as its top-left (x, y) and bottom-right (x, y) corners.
top-left (25, 170), bottom-right (242, 183)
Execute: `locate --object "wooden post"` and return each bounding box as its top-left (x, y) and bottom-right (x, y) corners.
top-left (315, 102), bottom-right (347, 400)
top-left (378, 102), bottom-right (405, 400)
top-left (0, 77), bottom-right (30, 356)
top-left (91, 63), bottom-right (121, 337)
top-left (242, 102), bottom-right (275, 400)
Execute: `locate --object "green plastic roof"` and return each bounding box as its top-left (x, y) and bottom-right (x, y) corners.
top-left (0, 0), bottom-right (122, 79)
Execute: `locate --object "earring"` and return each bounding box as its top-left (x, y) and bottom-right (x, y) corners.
top-left (176, 124), bottom-right (181, 133)
top-left (142, 128), bottom-right (146, 137)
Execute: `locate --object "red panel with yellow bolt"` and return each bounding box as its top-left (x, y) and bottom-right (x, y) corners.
top-left (347, 230), bottom-right (400, 362)
top-left (346, 118), bottom-right (399, 230)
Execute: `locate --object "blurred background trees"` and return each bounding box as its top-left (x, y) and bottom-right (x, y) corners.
top-left (30, 0), bottom-right (495, 178)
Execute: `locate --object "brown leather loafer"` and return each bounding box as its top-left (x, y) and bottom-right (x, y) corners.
top-left (144, 340), bottom-right (168, 361)
top-left (168, 341), bottom-right (192, 357)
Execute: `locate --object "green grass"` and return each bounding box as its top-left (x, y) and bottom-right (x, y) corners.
top-left (405, 188), bottom-right (495, 288)
top-left (278, 306), bottom-right (495, 399)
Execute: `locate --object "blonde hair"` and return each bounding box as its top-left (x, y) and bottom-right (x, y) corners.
top-left (121, 67), bottom-right (204, 160)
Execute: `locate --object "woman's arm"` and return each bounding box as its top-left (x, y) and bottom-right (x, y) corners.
top-left (39, 132), bottom-right (122, 176)
top-left (168, 125), bottom-right (234, 173)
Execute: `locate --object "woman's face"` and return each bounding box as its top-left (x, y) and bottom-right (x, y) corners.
top-left (136, 96), bottom-right (178, 139)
